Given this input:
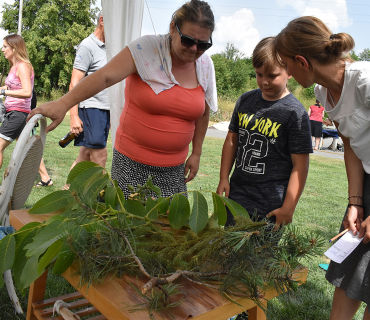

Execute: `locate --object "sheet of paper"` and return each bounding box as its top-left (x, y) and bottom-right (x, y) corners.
top-left (325, 231), bottom-right (363, 264)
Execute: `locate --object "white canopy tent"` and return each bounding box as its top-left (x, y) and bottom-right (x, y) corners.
top-left (102, 0), bottom-right (145, 147)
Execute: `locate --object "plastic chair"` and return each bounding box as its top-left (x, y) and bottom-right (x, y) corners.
top-left (0, 114), bottom-right (47, 314)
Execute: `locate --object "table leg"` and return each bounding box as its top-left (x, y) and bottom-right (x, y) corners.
top-left (248, 300), bottom-right (267, 320)
top-left (26, 270), bottom-right (48, 320)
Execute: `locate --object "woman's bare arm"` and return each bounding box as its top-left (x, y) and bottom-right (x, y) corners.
top-left (28, 47), bottom-right (137, 132)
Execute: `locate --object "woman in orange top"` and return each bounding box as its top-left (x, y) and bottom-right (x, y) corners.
top-left (29, 0), bottom-right (217, 198)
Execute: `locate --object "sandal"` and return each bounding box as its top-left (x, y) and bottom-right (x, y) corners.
top-left (35, 179), bottom-right (53, 187)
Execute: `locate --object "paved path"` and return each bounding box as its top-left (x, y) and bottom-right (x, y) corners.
top-left (206, 128), bottom-right (344, 161)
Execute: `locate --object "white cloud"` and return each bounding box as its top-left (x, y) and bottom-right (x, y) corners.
top-left (277, 0), bottom-right (352, 31)
top-left (207, 8), bottom-right (260, 57)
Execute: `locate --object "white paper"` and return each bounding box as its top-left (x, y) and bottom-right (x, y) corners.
top-left (325, 231), bottom-right (363, 263)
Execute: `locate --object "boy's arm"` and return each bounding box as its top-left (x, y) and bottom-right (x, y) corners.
top-left (216, 131), bottom-right (238, 197)
top-left (267, 153), bottom-right (309, 226)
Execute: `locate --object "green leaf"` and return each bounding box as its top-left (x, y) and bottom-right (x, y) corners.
top-left (116, 183), bottom-right (126, 209)
top-left (81, 174), bottom-right (110, 206)
top-left (212, 192), bottom-right (227, 226)
top-left (105, 186), bottom-right (118, 208)
top-left (124, 199), bottom-right (146, 217)
top-left (67, 161), bottom-right (101, 184)
top-left (0, 235), bottom-right (15, 277)
top-left (157, 197), bottom-right (170, 215)
top-left (152, 185), bottom-right (161, 197)
top-left (69, 166), bottom-right (110, 206)
top-left (222, 197), bottom-right (250, 220)
top-left (13, 227), bottom-right (43, 289)
top-left (19, 255), bottom-right (41, 289)
top-left (168, 194), bottom-right (190, 230)
top-left (53, 242), bottom-right (76, 275)
top-left (44, 214), bottom-right (66, 225)
top-left (29, 190), bottom-right (74, 214)
top-left (37, 238), bottom-right (63, 274)
top-left (24, 220), bottom-right (64, 257)
top-left (14, 222), bottom-right (41, 252)
top-left (145, 197), bottom-right (159, 220)
top-left (69, 166), bottom-right (104, 192)
top-left (189, 191), bottom-right (208, 233)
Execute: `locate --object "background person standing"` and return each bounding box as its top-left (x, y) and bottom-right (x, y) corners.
top-left (66, 10), bottom-right (109, 189)
top-left (0, 34), bottom-right (34, 169)
top-left (308, 99), bottom-right (325, 150)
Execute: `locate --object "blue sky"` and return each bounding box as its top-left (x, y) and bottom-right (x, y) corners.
top-left (0, 0), bottom-right (368, 57)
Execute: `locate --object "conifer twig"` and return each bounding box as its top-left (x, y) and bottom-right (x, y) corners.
top-left (142, 270), bottom-right (225, 294)
top-left (121, 232), bottom-right (151, 279)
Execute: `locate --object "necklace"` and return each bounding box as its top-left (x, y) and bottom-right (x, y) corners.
top-left (327, 89), bottom-right (336, 109)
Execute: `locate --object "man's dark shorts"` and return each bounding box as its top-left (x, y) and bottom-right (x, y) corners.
top-left (74, 107), bottom-right (110, 149)
top-left (0, 110), bottom-right (28, 142)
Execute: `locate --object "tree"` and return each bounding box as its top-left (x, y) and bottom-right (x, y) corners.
top-left (0, 0), bottom-right (99, 96)
top-left (349, 50), bottom-right (359, 61)
top-left (221, 42), bottom-right (244, 61)
top-left (211, 43), bottom-right (255, 99)
top-left (358, 48), bottom-right (370, 62)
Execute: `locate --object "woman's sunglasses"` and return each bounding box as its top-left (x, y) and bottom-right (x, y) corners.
top-left (175, 24), bottom-right (212, 52)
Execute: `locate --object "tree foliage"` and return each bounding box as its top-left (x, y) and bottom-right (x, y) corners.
top-left (358, 48), bottom-right (370, 62)
top-left (0, 0), bottom-right (99, 96)
top-left (211, 42), bottom-right (255, 99)
top-left (0, 161), bottom-right (324, 317)
top-left (349, 50), bottom-right (359, 61)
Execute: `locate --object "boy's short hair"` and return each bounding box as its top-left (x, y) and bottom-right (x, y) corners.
top-left (253, 37), bottom-right (282, 73)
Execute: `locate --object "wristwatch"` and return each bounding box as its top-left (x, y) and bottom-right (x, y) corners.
top-left (1, 89), bottom-right (5, 96)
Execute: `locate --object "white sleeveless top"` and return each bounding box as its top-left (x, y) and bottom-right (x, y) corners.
top-left (315, 61), bottom-right (370, 173)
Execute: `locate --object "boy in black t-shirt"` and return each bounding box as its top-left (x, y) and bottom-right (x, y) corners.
top-left (217, 37), bottom-right (312, 227)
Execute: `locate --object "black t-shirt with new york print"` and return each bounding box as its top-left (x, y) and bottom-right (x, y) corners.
top-left (228, 89), bottom-right (312, 218)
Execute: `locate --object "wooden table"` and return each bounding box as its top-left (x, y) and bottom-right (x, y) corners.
top-left (10, 209), bottom-right (308, 320)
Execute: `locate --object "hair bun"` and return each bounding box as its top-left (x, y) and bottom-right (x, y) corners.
top-left (325, 33), bottom-right (354, 59)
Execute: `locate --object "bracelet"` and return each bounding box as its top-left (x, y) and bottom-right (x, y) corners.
top-left (348, 204), bottom-right (364, 208)
top-left (348, 195), bottom-right (363, 200)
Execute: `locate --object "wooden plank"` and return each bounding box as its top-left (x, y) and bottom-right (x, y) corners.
top-left (9, 209), bottom-right (59, 231)
top-left (42, 307), bottom-right (102, 320)
top-left (89, 315), bottom-right (107, 320)
top-left (62, 265), bottom-right (308, 320)
top-left (249, 301), bottom-right (267, 320)
top-left (27, 270), bottom-right (48, 320)
top-left (33, 292), bottom-right (83, 308)
top-left (36, 298), bottom-right (91, 316)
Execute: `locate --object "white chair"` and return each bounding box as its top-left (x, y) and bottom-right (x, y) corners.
top-left (0, 114), bottom-right (47, 314)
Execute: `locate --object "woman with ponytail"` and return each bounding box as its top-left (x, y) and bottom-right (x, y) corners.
top-left (0, 34), bottom-right (34, 169)
top-left (274, 16), bottom-right (370, 320)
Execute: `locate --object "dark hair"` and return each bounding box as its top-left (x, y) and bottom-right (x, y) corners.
top-left (171, 0), bottom-right (215, 33)
top-left (274, 16), bottom-right (355, 65)
top-left (253, 37), bottom-right (282, 73)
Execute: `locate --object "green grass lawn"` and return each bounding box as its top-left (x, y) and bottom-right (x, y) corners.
top-left (0, 119), bottom-right (366, 319)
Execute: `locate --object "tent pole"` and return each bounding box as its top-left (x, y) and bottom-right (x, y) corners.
top-left (17, 0), bottom-right (24, 35)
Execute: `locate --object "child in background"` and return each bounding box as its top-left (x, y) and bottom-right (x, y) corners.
top-left (217, 37), bottom-right (312, 228)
